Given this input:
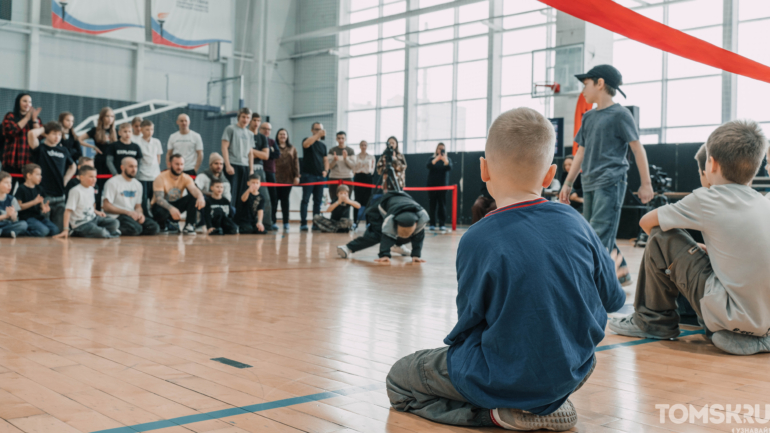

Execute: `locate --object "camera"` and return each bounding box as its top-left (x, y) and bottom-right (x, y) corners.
top-left (649, 165), bottom-right (672, 193)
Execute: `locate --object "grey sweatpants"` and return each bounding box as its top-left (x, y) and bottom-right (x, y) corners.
top-left (631, 228), bottom-right (713, 337)
top-left (72, 216), bottom-right (120, 238)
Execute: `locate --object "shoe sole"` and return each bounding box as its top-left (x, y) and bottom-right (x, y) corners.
top-left (493, 399), bottom-right (577, 431)
top-left (336, 247), bottom-right (348, 259)
top-left (608, 322), bottom-right (677, 340)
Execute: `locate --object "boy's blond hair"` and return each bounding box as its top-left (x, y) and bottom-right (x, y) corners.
top-left (694, 143), bottom-right (707, 173)
top-left (706, 119), bottom-right (768, 185)
top-left (486, 107), bottom-right (555, 178)
top-left (338, 184), bottom-right (350, 194)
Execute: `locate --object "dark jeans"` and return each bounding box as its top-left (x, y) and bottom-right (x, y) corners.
top-left (24, 216), bottom-right (60, 237)
top-left (300, 173), bottom-right (325, 226)
top-left (43, 195), bottom-right (66, 232)
top-left (266, 172), bottom-right (278, 224)
top-left (347, 226), bottom-right (384, 255)
top-left (95, 178), bottom-right (107, 211)
top-left (151, 195), bottom-right (204, 228)
top-left (238, 221), bottom-right (266, 234)
top-left (116, 214), bottom-right (160, 236)
top-left (276, 185), bottom-right (292, 225)
top-left (225, 164), bottom-right (250, 208)
top-left (0, 219), bottom-right (28, 237)
top-left (329, 178), bottom-right (352, 203)
top-left (139, 180), bottom-right (153, 216)
top-left (210, 213), bottom-right (239, 234)
top-left (583, 176), bottom-right (626, 254)
top-left (353, 173), bottom-right (374, 223)
top-left (428, 190), bottom-right (448, 227)
top-left (72, 216), bottom-right (120, 238)
top-left (631, 228), bottom-right (713, 338)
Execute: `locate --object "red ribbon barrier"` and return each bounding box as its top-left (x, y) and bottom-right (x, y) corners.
top-left (538, 0), bottom-right (770, 84)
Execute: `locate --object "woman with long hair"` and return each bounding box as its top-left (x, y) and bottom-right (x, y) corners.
top-left (2, 93), bottom-right (41, 177)
top-left (273, 128), bottom-right (300, 231)
top-left (376, 136), bottom-right (407, 190)
top-left (352, 140), bottom-right (375, 225)
top-left (58, 112), bottom-right (84, 162)
top-left (78, 107), bottom-right (116, 209)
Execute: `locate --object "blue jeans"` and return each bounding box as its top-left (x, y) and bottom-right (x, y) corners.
top-left (24, 216), bottom-right (60, 237)
top-left (300, 174), bottom-right (325, 225)
top-left (0, 220), bottom-right (28, 237)
top-left (582, 176), bottom-right (627, 256)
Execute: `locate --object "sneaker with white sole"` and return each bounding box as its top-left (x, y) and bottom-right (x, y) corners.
top-left (337, 245), bottom-right (352, 259)
top-left (391, 245), bottom-right (411, 256)
top-left (712, 331), bottom-right (770, 356)
top-left (182, 224), bottom-right (197, 236)
top-left (491, 399), bottom-right (578, 431)
top-left (607, 315), bottom-right (678, 339)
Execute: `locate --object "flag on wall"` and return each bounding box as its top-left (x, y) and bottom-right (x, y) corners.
top-left (151, 0), bottom-right (233, 56)
top-left (51, 0), bottom-right (145, 42)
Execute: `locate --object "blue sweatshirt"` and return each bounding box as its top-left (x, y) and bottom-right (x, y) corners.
top-left (444, 198), bottom-right (625, 415)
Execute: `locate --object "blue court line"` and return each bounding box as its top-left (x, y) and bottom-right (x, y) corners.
top-left (596, 329), bottom-right (705, 351)
top-left (91, 382), bottom-right (383, 433)
top-left (92, 330), bottom-right (705, 432)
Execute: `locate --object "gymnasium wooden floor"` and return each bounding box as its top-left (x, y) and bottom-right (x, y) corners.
top-left (0, 229), bottom-right (768, 433)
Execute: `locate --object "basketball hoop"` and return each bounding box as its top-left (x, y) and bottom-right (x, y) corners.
top-left (533, 82), bottom-right (561, 96)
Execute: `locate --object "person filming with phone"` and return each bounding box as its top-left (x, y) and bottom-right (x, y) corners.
top-left (426, 142), bottom-right (452, 231)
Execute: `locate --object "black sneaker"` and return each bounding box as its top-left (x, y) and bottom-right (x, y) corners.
top-left (167, 222), bottom-right (180, 234)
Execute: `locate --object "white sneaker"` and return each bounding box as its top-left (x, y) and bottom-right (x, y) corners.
top-left (491, 399), bottom-right (577, 431)
top-left (391, 245), bottom-right (411, 256)
top-left (196, 225), bottom-right (206, 234)
top-left (182, 224), bottom-right (197, 236)
top-left (337, 245), bottom-right (352, 259)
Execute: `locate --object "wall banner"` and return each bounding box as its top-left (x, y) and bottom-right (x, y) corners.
top-left (51, 0), bottom-right (145, 43)
top-left (150, 0), bottom-right (233, 56)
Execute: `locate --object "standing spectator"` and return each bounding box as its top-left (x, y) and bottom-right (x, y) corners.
top-left (222, 108), bottom-right (255, 205)
top-left (260, 121), bottom-right (281, 230)
top-left (0, 171), bottom-right (28, 238)
top-left (102, 157), bottom-right (159, 236)
top-left (426, 142), bottom-right (452, 231)
top-left (167, 114), bottom-right (203, 176)
top-left (79, 107), bottom-right (116, 210)
top-left (248, 113), bottom-right (273, 230)
top-left (130, 116), bottom-right (143, 144)
top-left (300, 122), bottom-right (329, 231)
top-left (135, 120), bottom-right (163, 215)
top-left (196, 153), bottom-right (232, 201)
top-left (352, 140), bottom-right (375, 225)
top-left (274, 128), bottom-right (299, 231)
top-left (152, 154), bottom-right (209, 235)
top-left (106, 123), bottom-right (143, 176)
top-left (2, 93), bottom-right (41, 180)
top-left (377, 136), bottom-right (407, 191)
top-left (328, 131), bottom-right (356, 202)
top-left (14, 164), bottom-right (60, 237)
top-left (58, 112), bottom-right (83, 162)
top-left (27, 121), bottom-right (77, 231)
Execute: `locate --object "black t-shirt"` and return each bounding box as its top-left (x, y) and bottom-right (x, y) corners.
top-left (87, 127), bottom-right (112, 156)
top-left (61, 132), bottom-right (83, 162)
top-left (253, 133), bottom-right (268, 167)
top-left (235, 192), bottom-right (264, 225)
top-left (14, 184), bottom-right (43, 220)
top-left (301, 139), bottom-right (328, 176)
top-left (331, 202), bottom-right (350, 221)
top-left (209, 196), bottom-right (231, 218)
top-left (110, 141), bottom-right (143, 174)
top-left (31, 144), bottom-right (74, 197)
top-left (426, 156), bottom-right (452, 187)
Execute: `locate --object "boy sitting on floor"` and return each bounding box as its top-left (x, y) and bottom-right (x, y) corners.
top-left (206, 178), bottom-right (238, 235)
top-left (609, 120), bottom-right (770, 356)
top-left (235, 174), bottom-right (266, 234)
top-left (385, 108), bottom-right (625, 431)
top-left (313, 184), bottom-right (359, 233)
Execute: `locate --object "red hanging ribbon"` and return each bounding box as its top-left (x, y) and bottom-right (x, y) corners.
top-left (538, 0), bottom-right (770, 84)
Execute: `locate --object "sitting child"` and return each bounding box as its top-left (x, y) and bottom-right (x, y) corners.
top-left (609, 120), bottom-right (770, 356)
top-left (56, 165), bottom-right (120, 239)
top-left (313, 184), bottom-right (359, 233)
top-left (14, 163), bottom-right (60, 237)
top-left (206, 178), bottom-right (238, 235)
top-left (65, 156), bottom-right (94, 198)
top-left (385, 108), bottom-right (625, 431)
top-left (235, 174), bottom-right (266, 234)
top-left (0, 171), bottom-right (28, 238)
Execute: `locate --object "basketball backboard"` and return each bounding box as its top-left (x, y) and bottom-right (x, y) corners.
top-left (532, 43), bottom-right (584, 98)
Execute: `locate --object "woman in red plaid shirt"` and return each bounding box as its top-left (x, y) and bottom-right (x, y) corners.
top-left (2, 93), bottom-right (42, 178)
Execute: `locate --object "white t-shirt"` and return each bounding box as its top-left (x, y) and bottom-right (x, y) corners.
top-left (136, 136), bottom-right (163, 181)
top-left (195, 172), bottom-right (232, 202)
top-left (65, 184), bottom-right (97, 228)
top-left (168, 130), bottom-right (204, 172)
top-left (131, 133), bottom-right (142, 145)
top-left (658, 184), bottom-right (770, 336)
top-left (102, 175), bottom-right (143, 218)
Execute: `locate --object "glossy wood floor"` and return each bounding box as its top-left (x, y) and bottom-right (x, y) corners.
top-left (0, 229), bottom-right (768, 433)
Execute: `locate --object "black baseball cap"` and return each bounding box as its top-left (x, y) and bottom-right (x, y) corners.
top-left (575, 64), bottom-right (626, 98)
top-left (395, 212), bottom-right (418, 227)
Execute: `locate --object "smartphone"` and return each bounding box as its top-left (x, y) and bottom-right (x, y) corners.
top-left (441, 149), bottom-right (446, 155)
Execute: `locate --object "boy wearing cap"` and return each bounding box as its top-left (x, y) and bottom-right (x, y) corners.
top-left (560, 64), bottom-right (654, 286)
top-left (336, 191), bottom-right (429, 264)
top-left (385, 108), bottom-right (624, 431)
